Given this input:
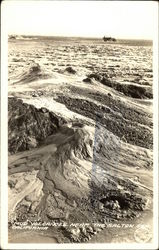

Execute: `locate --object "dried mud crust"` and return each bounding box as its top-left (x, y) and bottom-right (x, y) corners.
top-left (68, 85), bottom-right (152, 128)
top-left (8, 97), bottom-right (66, 154)
top-left (44, 189), bottom-right (150, 243)
top-left (54, 95), bottom-right (152, 149)
top-left (60, 185), bottom-right (151, 243)
top-left (9, 189), bottom-right (151, 243)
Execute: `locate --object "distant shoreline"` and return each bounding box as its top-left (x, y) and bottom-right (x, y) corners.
top-left (8, 35), bottom-right (153, 46)
top-left (8, 34), bottom-right (152, 42)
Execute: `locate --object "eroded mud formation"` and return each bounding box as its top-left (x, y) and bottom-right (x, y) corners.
top-left (8, 97), bottom-right (152, 243)
top-left (87, 72), bottom-right (153, 99)
top-left (8, 97), bottom-right (66, 154)
top-left (8, 35), bottom-right (153, 242)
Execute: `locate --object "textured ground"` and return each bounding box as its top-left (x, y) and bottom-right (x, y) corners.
top-left (8, 37), bottom-right (153, 244)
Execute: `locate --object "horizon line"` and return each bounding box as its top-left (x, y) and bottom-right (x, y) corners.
top-left (8, 34), bottom-right (153, 41)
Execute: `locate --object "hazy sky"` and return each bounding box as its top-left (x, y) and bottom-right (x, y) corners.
top-left (2, 1), bottom-right (157, 39)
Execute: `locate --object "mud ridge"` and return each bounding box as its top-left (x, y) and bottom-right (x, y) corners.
top-left (88, 73), bottom-right (153, 99)
top-left (54, 95), bottom-right (152, 149)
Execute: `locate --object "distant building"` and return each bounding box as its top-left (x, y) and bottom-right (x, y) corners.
top-left (103, 36), bottom-right (116, 42)
top-left (8, 35), bottom-right (17, 39)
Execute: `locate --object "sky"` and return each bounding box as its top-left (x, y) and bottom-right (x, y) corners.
top-left (2, 1), bottom-right (158, 39)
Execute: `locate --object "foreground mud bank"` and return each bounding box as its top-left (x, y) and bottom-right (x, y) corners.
top-left (8, 95), bottom-right (153, 243)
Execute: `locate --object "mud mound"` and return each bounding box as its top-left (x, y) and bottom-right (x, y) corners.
top-left (88, 73), bottom-right (152, 99)
top-left (8, 125), bottom-right (94, 223)
top-left (8, 97), bottom-right (66, 154)
top-left (55, 126), bottom-right (93, 160)
top-left (8, 119), bottom-right (152, 242)
top-left (65, 66), bottom-right (76, 74)
top-left (83, 77), bottom-right (92, 83)
top-left (13, 63), bottom-right (52, 83)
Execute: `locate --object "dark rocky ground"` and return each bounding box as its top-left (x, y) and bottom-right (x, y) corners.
top-left (8, 97), bottom-right (66, 154)
top-left (54, 94), bottom-right (152, 149)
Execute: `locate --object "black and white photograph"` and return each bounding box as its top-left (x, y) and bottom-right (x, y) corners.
top-left (0, 1), bottom-right (158, 249)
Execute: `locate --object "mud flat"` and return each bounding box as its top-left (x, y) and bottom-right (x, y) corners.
top-left (8, 38), bottom-right (153, 243)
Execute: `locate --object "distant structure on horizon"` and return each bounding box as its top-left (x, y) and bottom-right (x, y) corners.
top-left (8, 35), bottom-right (17, 39)
top-left (103, 36), bottom-right (116, 42)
